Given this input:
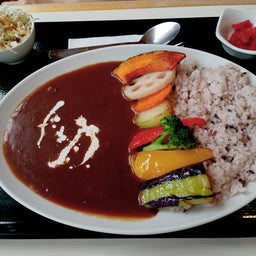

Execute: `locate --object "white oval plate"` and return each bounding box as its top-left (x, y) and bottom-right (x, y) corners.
top-left (0, 44), bottom-right (256, 235)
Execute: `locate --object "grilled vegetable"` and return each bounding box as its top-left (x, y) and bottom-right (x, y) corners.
top-left (180, 117), bottom-right (207, 128)
top-left (122, 70), bottom-right (175, 100)
top-left (139, 164), bottom-right (214, 208)
top-left (112, 50), bottom-right (186, 84)
top-left (128, 116), bottom-right (207, 152)
top-left (132, 84), bottom-right (172, 112)
top-left (130, 148), bottom-right (214, 180)
top-left (143, 115), bottom-right (196, 151)
top-left (133, 100), bottom-right (172, 128)
top-left (128, 126), bottom-right (164, 152)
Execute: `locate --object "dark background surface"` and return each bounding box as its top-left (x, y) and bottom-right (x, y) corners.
top-left (0, 17), bottom-right (256, 238)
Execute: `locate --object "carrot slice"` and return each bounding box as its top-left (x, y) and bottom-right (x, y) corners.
top-left (132, 84), bottom-right (172, 112)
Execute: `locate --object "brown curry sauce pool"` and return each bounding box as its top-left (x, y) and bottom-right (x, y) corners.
top-left (3, 61), bottom-right (156, 220)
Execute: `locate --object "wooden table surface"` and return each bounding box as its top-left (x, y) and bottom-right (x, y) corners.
top-left (2, 0), bottom-right (256, 12)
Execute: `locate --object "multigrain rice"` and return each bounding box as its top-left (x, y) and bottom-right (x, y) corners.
top-left (172, 59), bottom-right (256, 202)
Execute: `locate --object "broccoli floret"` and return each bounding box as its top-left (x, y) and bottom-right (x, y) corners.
top-left (143, 115), bottom-right (196, 151)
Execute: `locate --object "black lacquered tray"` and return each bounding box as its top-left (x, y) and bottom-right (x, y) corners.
top-left (0, 17), bottom-right (256, 238)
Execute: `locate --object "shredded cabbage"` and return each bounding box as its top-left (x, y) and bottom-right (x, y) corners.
top-left (0, 6), bottom-right (32, 50)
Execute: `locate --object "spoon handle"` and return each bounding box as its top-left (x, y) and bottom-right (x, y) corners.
top-left (48, 41), bottom-right (138, 60)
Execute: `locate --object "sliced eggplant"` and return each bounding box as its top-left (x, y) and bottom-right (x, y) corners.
top-left (139, 164), bottom-right (214, 208)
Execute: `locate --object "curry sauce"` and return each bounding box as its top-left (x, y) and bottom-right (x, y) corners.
top-left (3, 61), bottom-right (156, 219)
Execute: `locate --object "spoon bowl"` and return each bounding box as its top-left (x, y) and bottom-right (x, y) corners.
top-left (140, 22), bottom-right (180, 44)
top-left (48, 22), bottom-right (180, 60)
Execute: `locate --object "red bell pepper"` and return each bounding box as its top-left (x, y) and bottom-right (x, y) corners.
top-left (128, 117), bottom-right (206, 152)
top-left (128, 126), bottom-right (163, 152)
top-left (181, 117), bottom-right (207, 128)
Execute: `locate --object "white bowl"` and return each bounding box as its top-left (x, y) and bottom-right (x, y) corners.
top-left (216, 8), bottom-right (256, 59)
top-left (0, 12), bottom-right (35, 65)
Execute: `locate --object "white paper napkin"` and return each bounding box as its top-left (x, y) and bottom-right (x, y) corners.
top-left (68, 34), bottom-right (142, 49)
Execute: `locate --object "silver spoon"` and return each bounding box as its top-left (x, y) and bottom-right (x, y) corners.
top-left (48, 22), bottom-right (180, 60)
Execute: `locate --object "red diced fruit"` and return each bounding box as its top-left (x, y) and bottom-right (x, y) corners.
top-left (232, 19), bottom-right (252, 31)
top-left (251, 38), bottom-right (256, 50)
top-left (228, 19), bottom-right (256, 50)
top-left (239, 30), bottom-right (250, 43)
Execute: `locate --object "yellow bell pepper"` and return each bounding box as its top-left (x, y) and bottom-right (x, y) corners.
top-left (130, 148), bottom-right (214, 180)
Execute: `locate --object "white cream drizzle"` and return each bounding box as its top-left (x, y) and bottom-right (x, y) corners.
top-left (56, 126), bottom-right (67, 143)
top-left (37, 100), bottom-right (65, 148)
top-left (37, 100), bottom-right (100, 170)
top-left (48, 116), bottom-right (100, 168)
